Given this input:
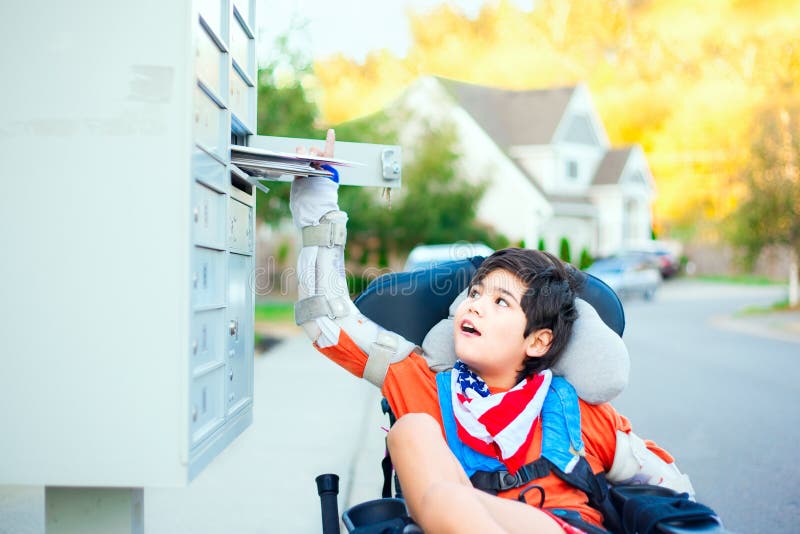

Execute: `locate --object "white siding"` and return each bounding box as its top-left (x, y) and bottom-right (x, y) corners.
top-left (392, 78), bottom-right (656, 258)
top-left (542, 216), bottom-right (597, 263)
top-left (394, 78), bottom-right (553, 244)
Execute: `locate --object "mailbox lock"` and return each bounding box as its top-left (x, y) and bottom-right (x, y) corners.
top-left (192, 339), bottom-right (198, 355)
top-left (193, 206), bottom-right (199, 223)
top-left (228, 370), bottom-right (234, 381)
top-left (381, 148), bottom-right (401, 181)
top-left (192, 272), bottom-right (199, 289)
top-left (192, 405), bottom-right (198, 422)
top-left (229, 319), bottom-right (238, 337)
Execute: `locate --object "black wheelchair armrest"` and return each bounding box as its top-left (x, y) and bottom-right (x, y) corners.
top-left (610, 485), bottom-right (733, 534)
top-left (658, 523), bottom-right (732, 534)
top-left (342, 498), bottom-right (421, 534)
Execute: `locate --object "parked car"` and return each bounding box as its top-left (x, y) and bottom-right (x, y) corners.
top-left (403, 243), bottom-right (495, 271)
top-left (621, 241), bottom-right (682, 278)
top-left (585, 254), bottom-right (662, 300)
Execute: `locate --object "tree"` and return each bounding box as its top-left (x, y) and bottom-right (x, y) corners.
top-left (339, 120), bottom-right (495, 264)
top-left (726, 103), bottom-right (800, 306)
top-left (254, 28), bottom-right (492, 270)
top-left (314, 1), bottom-right (800, 238)
top-left (255, 19), bottom-right (322, 225)
top-left (392, 122), bottom-right (491, 251)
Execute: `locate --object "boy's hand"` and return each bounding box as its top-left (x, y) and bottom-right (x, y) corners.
top-left (290, 129), bottom-right (339, 229)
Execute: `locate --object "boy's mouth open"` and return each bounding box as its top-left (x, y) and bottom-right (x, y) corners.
top-left (460, 320), bottom-right (482, 336)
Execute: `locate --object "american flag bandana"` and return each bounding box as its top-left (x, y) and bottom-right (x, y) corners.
top-left (451, 360), bottom-right (552, 475)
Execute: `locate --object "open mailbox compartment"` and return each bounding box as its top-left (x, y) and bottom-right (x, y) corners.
top-left (231, 135), bottom-right (403, 190)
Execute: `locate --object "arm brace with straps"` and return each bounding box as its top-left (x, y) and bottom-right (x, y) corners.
top-left (606, 430), bottom-right (695, 499)
top-left (293, 208), bottom-right (416, 388)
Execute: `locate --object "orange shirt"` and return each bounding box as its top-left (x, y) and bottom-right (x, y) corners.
top-left (318, 330), bottom-right (673, 528)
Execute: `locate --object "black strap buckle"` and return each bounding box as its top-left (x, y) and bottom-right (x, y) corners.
top-left (496, 470), bottom-right (525, 491)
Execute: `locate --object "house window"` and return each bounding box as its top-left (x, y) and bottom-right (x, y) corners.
top-left (566, 160), bottom-right (579, 179)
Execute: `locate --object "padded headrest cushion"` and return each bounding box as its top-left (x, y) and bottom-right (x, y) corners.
top-left (422, 292), bottom-right (629, 404)
top-left (355, 256), bottom-right (630, 403)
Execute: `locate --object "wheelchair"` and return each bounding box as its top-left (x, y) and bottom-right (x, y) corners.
top-left (314, 256), bottom-right (730, 534)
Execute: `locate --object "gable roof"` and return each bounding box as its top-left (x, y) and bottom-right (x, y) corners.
top-left (438, 78), bottom-right (575, 146)
top-left (592, 147), bottom-right (633, 185)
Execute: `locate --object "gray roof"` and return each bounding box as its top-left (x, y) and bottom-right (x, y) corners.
top-left (439, 78), bottom-right (575, 146)
top-left (593, 147), bottom-right (633, 185)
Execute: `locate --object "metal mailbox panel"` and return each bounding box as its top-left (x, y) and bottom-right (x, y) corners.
top-left (192, 147), bottom-right (226, 192)
top-left (195, 22), bottom-right (224, 99)
top-left (233, 0), bottom-right (252, 29)
top-left (227, 196), bottom-right (253, 255)
top-left (190, 308), bottom-right (225, 371)
top-left (190, 365), bottom-right (225, 446)
top-left (192, 182), bottom-right (226, 249)
top-left (229, 66), bottom-right (253, 132)
top-left (229, 16), bottom-right (252, 78)
top-left (193, 85), bottom-right (225, 159)
top-left (196, 0), bottom-right (223, 42)
top-left (191, 247), bottom-right (226, 308)
top-left (226, 253), bottom-right (253, 416)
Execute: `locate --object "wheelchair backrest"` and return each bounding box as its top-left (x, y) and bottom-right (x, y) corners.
top-left (354, 256), bottom-right (625, 347)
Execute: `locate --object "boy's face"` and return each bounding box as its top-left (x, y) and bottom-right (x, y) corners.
top-left (453, 268), bottom-right (551, 389)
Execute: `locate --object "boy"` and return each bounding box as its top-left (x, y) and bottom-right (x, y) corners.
top-left (291, 130), bottom-right (692, 534)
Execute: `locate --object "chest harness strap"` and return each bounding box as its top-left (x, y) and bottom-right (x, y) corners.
top-left (436, 370), bottom-right (623, 533)
top-left (470, 456), bottom-right (622, 533)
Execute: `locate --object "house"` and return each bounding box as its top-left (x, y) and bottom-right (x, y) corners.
top-left (387, 77), bottom-right (656, 259)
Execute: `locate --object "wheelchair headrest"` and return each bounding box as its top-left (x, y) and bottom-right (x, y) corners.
top-left (355, 256), bottom-right (625, 346)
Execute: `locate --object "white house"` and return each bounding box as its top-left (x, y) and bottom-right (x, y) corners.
top-left (386, 77), bottom-right (656, 259)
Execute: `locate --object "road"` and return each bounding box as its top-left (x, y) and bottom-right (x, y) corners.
top-left (612, 280), bottom-right (800, 534)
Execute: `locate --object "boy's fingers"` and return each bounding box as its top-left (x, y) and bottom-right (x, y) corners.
top-left (324, 128), bottom-right (335, 157)
top-left (296, 146), bottom-right (306, 155)
top-left (309, 147), bottom-right (323, 156)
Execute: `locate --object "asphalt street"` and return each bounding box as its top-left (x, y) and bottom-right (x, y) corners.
top-left (612, 280), bottom-right (799, 534)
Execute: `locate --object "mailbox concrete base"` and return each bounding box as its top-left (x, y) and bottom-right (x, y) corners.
top-left (45, 487), bottom-right (143, 534)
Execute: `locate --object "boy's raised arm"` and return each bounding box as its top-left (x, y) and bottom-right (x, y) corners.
top-left (289, 130), bottom-right (417, 387)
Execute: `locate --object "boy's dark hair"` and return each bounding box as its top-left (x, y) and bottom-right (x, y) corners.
top-left (470, 248), bottom-right (580, 382)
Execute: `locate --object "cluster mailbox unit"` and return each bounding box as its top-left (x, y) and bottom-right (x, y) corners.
top-left (0, 1), bottom-right (400, 531)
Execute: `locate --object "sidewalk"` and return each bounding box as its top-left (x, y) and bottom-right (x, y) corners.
top-left (146, 334), bottom-right (389, 533)
top-left (0, 334), bottom-right (389, 534)
top-left (711, 309), bottom-right (800, 344)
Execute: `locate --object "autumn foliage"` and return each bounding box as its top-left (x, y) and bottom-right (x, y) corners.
top-left (313, 0), bottom-right (800, 237)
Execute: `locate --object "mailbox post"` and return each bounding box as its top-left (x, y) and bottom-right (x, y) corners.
top-left (0, 1), bottom-right (400, 532)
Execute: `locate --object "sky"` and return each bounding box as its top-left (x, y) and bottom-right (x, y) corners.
top-left (255, 0), bottom-right (533, 64)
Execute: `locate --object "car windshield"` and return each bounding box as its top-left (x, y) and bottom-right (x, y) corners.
top-left (404, 243), bottom-right (494, 271)
top-left (587, 259), bottom-right (629, 273)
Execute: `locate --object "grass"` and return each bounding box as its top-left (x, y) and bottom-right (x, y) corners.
top-left (694, 274), bottom-right (783, 286)
top-left (254, 300), bottom-right (295, 322)
top-left (736, 298), bottom-right (798, 316)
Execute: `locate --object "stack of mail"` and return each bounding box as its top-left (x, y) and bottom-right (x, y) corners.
top-left (230, 145), bottom-right (360, 180)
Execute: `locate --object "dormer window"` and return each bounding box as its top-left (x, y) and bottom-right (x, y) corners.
top-left (567, 160), bottom-right (579, 179)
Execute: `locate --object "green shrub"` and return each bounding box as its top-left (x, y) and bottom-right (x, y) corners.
top-left (578, 248), bottom-right (593, 270)
top-left (559, 237), bottom-right (572, 264)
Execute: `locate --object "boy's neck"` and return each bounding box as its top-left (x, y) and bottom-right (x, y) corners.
top-left (480, 371), bottom-right (518, 391)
